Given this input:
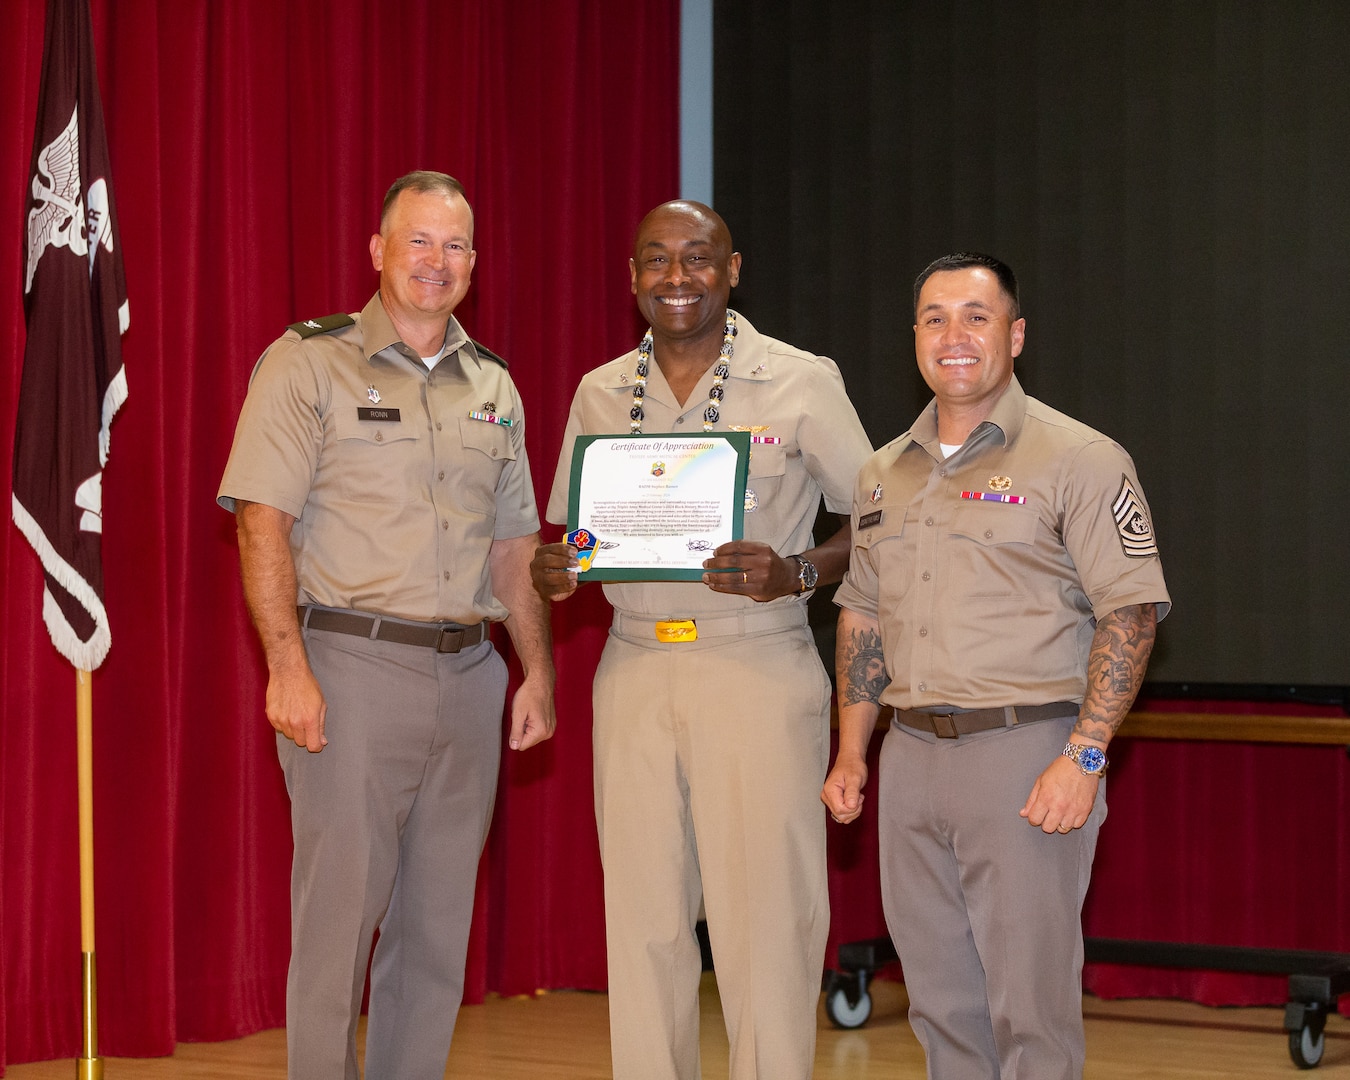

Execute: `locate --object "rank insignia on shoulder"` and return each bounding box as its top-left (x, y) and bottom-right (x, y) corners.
top-left (1113, 475), bottom-right (1159, 558)
top-left (470, 338), bottom-right (508, 368)
top-left (288, 313), bottom-right (356, 338)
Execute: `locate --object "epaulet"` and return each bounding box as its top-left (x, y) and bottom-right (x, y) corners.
top-left (470, 338), bottom-right (508, 368)
top-left (288, 313), bottom-right (356, 338)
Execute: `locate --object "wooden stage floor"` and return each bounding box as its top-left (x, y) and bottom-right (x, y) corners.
top-left (6, 975), bottom-right (1349, 1078)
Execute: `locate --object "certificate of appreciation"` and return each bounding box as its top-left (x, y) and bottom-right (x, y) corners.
top-left (565, 432), bottom-right (750, 580)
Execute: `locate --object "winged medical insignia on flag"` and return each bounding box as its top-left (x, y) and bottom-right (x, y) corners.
top-left (11, 0), bottom-right (129, 671)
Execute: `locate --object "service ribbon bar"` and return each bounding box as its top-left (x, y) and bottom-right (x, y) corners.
top-left (960, 491), bottom-right (1026, 504)
top-left (468, 410), bottom-right (513, 427)
top-left (750, 435), bottom-right (782, 444)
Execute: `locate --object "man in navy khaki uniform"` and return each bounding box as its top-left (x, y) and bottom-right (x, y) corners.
top-left (218, 171), bottom-right (555, 1080)
top-left (823, 252), bottom-right (1169, 1080)
top-left (531, 201), bottom-right (872, 1079)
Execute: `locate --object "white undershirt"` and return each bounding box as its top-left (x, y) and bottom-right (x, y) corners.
top-left (421, 353), bottom-right (441, 370)
top-left (940, 442), bottom-right (962, 458)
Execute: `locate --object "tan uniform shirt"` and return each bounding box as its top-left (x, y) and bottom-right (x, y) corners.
top-left (545, 312), bottom-right (872, 617)
top-left (836, 375), bottom-right (1170, 710)
top-left (218, 293), bottom-right (539, 623)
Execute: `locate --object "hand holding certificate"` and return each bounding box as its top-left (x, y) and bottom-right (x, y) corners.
top-left (565, 432), bottom-right (750, 580)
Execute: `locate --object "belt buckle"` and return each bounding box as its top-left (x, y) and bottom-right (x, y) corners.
top-left (654, 619), bottom-right (697, 643)
top-left (931, 713), bottom-right (960, 739)
top-left (435, 625), bottom-right (466, 653)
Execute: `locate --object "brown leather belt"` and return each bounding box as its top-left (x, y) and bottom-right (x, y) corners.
top-left (894, 702), bottom-right (1078, 739)
top-left (298, 606), bottom-right (487, 653)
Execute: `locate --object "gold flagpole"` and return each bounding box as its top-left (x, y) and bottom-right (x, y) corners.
top-left (76, 667), bottom-right (103, 1080)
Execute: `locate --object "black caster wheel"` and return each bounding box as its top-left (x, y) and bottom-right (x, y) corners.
top-left (823, 973), bottom-right (873, 1029)
top-left (1289, 1023), bottom-right (1325, 1069)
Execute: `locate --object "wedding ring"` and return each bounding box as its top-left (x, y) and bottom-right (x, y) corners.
top-left (742, 571), bottom-right (748, 584)
top-left (1056, 824), bottom-right (1070, 833)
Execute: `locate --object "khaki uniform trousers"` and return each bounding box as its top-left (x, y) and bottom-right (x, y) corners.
top-left (593, 607), bottom-right (832, 1080)
top-left (280, 626), bottom-right (506, 1080)
top-left (879, 715), bottom-right (1106, 1080)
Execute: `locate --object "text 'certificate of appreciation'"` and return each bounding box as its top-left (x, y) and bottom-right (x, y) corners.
top-left (565, 432), bottom-right (750, 581)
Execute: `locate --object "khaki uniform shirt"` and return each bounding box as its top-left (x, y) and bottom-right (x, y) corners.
top-left (836, 375), bottom-right (1170, 710)
top-left (218, 293), bottom-right (539, 623)
top-left (545, 312), bottom-right (872, 617)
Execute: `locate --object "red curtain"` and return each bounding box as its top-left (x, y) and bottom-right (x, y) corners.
top-left (0, 0), bottom-right (676, 1069)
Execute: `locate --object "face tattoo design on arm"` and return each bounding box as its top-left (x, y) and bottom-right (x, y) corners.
top-left (839, 624), bottom-right (890, 707)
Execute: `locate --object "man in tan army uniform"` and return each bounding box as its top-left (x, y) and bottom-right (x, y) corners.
top-left (219, 171), bottom-right (555, 1080)
top-left (824, 252), bottom-right (1170, 1080)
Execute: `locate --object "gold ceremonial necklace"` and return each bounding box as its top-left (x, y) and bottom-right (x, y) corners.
top-left (630, 310), bottom-right (738, 435)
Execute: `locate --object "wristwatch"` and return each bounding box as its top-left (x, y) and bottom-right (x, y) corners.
top-left (791, 554), bottom-right (819, 594)
top-left (1062, 742), bottom-right (1108, 777)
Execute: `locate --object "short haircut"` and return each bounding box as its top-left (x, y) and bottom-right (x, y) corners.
top-left (913, 252), bottom-right (1021, 321)
top-left (380, 171), bottom-right (469, 232)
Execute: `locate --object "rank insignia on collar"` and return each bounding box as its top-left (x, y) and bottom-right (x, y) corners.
top-left (870, 483), bottom-right (883, 503)
top-left (988, 475), bottom-right (1012, 492)
top-left (1112, 475), bottom-right (1159, 558)
top-left (367, 385), bottom-right (381, 404)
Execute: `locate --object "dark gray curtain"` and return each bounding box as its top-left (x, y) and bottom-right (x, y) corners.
top-left (714, 0), bottom-right (1350, 691)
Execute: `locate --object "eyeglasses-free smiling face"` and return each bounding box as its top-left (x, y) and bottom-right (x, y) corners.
top-left (914, 265), bottom-right (1025, 423)
top-left (629, 202), bottom-right (742, 349)
top-left (370, 188), bottom-right (477, 327)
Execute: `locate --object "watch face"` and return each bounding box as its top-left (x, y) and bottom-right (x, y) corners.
top-left (1078, 746), bottom-right (1107, 774)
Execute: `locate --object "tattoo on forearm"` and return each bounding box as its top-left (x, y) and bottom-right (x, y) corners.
top-left (839, 627), bottom-right (891, 707)
top-left (1076, 604), bottom-right (1157, 743)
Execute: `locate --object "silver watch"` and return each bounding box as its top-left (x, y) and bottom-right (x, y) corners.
top-left (1062, 742), bottom-right (1108, 776)
top-left (792, 555), bottom-right (819, 593)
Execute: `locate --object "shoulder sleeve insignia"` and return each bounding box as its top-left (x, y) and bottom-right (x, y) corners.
top-left (288, 313), bottom-right (356, 338)
top-left (470, 338), bottom-right (509, 368)
top-left (1112, 475), bottom-right (1159, 558)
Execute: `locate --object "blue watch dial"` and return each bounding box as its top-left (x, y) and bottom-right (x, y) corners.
top-left (1077, 745), bottom-right (1107, 774)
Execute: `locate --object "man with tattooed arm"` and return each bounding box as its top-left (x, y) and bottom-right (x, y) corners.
top-left (822, 252), bottom-right (1169, 1080)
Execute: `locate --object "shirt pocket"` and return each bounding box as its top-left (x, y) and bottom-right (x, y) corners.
top-left (852, 501), bottom-right (913, 607)
top-left (747, 441), bottom-right (787, 480)
top-left (454, 415), bottom-right (518, 513)
top-left (947, 502), bottom-right (1039, 598)
top-left (331, 410), bottom-right (422, 503)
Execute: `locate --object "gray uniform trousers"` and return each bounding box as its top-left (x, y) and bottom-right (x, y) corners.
top-left (879, 715), bottom-right (1106, 1080)
top-left (279, 626), bottom-right (506, 1080)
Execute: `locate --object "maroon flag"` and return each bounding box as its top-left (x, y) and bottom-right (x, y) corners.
top-left (11, 0), bottom-right (129, 671)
